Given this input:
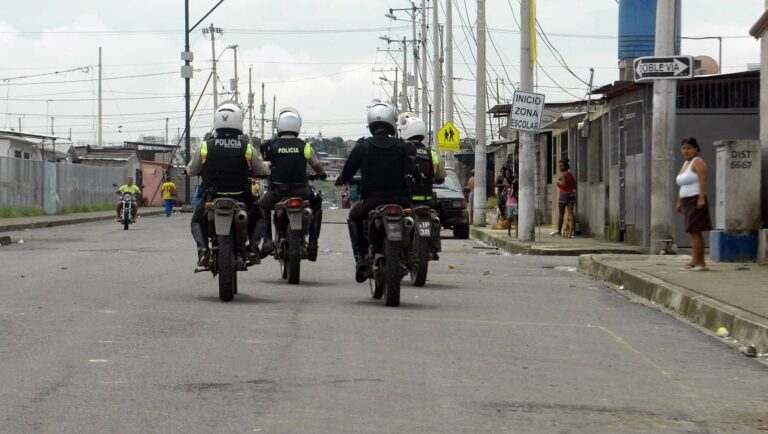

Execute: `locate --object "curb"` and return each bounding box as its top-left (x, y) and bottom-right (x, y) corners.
top-left (470, 227), bottom-right (644, 256)
top-left (578, 254), bottom-right (768, 353)
top-left (0, 210), bottom-right (166, 233)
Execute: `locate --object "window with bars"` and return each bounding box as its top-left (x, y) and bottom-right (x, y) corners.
top-left (14, 150), bottom-right (22, 158)
top-left (677, 77), bottom-right (759, 110)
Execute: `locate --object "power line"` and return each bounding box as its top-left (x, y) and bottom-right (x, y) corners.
top-left (2, 70), bottom-right (200, 86)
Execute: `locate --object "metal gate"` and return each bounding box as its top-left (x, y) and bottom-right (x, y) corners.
top-left (614, 101), bottom-right (647, 244)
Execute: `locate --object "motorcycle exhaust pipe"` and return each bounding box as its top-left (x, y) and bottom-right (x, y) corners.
top-left (234, 210), bottom-right (248, 240)
top-left (403, 216), bottom-right (415, 239)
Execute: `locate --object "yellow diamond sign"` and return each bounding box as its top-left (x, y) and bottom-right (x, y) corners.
top-left (437, 121), bottom-right (460, 152)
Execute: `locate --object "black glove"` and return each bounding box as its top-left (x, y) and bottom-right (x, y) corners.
top-left (320, 173), bottom-right (328, 181)
top-left (334, 177), bottom-right (344, 186)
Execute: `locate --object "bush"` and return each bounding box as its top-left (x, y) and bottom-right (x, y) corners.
top-left (485, 196), bottom-right (498, 210)
top-left (61, 202), bottom-right (114, 214)
top-left (0, 207), bottom-right (45, 218)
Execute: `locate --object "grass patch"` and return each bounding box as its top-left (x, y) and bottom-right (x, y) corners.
top-left (60, 202), bottom-right (114, 214)
top-left (0, 206), bottom-right (46, 218)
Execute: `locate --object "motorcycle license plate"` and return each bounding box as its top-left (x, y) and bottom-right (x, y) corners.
top-left (418, 221), bottom-right (431, 237)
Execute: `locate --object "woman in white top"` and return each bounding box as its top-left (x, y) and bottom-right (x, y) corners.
top-left (675, 137), bottom-right (712, 271)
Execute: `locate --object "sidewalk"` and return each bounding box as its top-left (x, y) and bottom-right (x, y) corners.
top-left (0, 207), bottom-right (166, 233)
top-left (471, 225), bottom-right (645, 256)
top-left (469, 224), bottom-right (768, 354)
top-left (579, 254), bottom-right (768, 354)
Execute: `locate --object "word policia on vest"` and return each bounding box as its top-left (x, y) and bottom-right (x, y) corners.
top-left (277, 147), bottom-right (301, 153)
top-left (214, 138), bottom-right (243, 149)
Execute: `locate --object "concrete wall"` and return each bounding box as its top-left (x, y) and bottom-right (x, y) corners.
top-left (0, 156), bottom-right (125, 212)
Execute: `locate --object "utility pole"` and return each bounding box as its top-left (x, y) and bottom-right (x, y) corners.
top-left (98, 46), bottom-right (102, 147)
top-left (271, 95), bottom-right (277, 137)
top-left (202, 24), bottom-right (223, 117)
top-left (230, 44), bottom-right (239, 103)
top-left (650, 0), bottom-right (678, 253)
top-left (165, 117), bottom-right (169, 145)
top-left (248, 65), bottom-right (254, 138)
top-left (421, 0), bottom-right (429, 120)
top-left (402, 36), bottom-right (408, 112)
top-left (445, 0), bottom-right (454, 126)
top-left (432, 0), bottom-right (442, 149)
top-left (394, 68), bottom-right (399, 107)
top-left (260, 82), bottom-right (265, 142)
top-left (412, 2), bottom-right (420, 115)
top-left (517, 0), bottom-right (536, 240)
top-left (183, 0), bottom-right (191, 204)
top-left (473, 0), bottom-right (487, 227)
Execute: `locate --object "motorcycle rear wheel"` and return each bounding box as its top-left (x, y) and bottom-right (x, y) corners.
top-left (218, 235), bottom-right (236, 302)
top-left (287, 230), bottom-right (301, 284)
top-left (384, 239), bottom-right (401, 307)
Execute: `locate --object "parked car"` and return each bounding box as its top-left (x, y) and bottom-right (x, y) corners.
top-left (433, 167), bottom-right (470, 239)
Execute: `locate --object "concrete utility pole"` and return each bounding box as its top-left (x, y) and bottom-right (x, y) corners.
top-left (203, 24), bottom-right (223, 116)
top-left (421, 0), bottom-right (429, 119)
top-left (98, 46), bottom-right (102, 147)
top-left (183, 1), bottom-right (190, 204)
top-left (432, 0), bottom-right (442, 149)
top-left (518, 0), bottom-right (536, 240)
top-left (411, 2), bottom-right (420, 115)
top-left (473, 0), bottom-right (487, 227)
top-left (230, 44), bottom-right (239, 103)
top-left (271, 95), bottom-right (277, 138)
top-left (165, 117), bottom-right (169, 145)
top-left (260, 82), bottom-right (265, 142)
top-left (650, 0), bottom-right (678, 253)
top-left (445, 0), bottom-right (453, 126)
top-left (248, 66), bottom-right (254, 138)
top-left (402, 36), bottom-right (408, 112)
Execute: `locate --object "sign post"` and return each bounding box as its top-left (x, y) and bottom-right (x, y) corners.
top-left (437, 121), bottom-right (461, 152)
top-left (633, 55), bottom-right (694, 83)
top-left (509, 90), bottom-right (546, 134)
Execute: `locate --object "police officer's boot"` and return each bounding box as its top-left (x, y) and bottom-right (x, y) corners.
top-left (347, 219), bottom-right (367, 283)
top-left (191, 223), bottom-right (209, 267)
top-left (260, 209), bottom-right (275, 258)
top-left (307, 208), bottom-right (323, 262)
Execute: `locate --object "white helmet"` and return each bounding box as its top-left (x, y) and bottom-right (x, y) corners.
top-left (276, 107), bottom-right (302, 136)
top-left (213, 100), bottom-right (244, 133)
top-left (367, 101), bottom-right (398, 135)
top-left (397, 112), bottom-right (426, 142)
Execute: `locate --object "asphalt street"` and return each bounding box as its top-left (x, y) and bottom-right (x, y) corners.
top-left (0, 210), bottom-right (767, 433)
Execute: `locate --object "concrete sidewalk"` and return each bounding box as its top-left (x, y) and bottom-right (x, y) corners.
top-left (579, 254), bottom-right (768, 354)
top-left (471, 225), bottom-right (645, 256)
top-left (0, 207), bottom-right (166, 233)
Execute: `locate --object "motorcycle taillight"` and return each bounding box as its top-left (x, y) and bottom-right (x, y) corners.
top-left (288, 199), bottom-right (302, 208)
top-left (386, 206), bottom-right (401, 216)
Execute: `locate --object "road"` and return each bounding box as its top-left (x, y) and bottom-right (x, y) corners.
top-left (1, 211), bottom-right (767, 433)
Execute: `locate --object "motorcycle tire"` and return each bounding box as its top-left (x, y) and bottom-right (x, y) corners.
top-left (410, 234), bottom-right (429, 287)
top-left (123, 220), bottom-right (129, 230)
top-left (384, 239), bottom-right (401, 307)
top-left (370, 258), bottom-right (384, 300)
top-left (218, 235), bottom-right (235, 302)
top-left (287, 230), bottom-right (301, 284)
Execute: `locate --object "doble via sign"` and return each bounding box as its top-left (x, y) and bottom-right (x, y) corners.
top-left (508, 90), bottom-right (546, 133)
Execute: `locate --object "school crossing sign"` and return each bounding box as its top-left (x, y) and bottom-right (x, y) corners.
top-left (437, 121), bottom-right (461, 151)
top-left (508, 90), bottom-right (546, 133)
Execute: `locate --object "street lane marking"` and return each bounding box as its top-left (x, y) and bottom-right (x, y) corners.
top-left (89, 359), bottom-right (109, 363)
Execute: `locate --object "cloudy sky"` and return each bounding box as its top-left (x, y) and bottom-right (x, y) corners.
top-left (0, 0), bottom-right (763, 145)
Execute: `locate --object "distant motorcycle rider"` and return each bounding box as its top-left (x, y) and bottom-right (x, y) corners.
top-left (186, 101), bottom-right (270, 267)
top-left (257, 107), bottom-right (327, 261)
top-left (116, 176), bottom-right (141, 222)
top-left (397, 112), bottom-right (446, 260)
top-left (335, 102), bottom-right (416, 282)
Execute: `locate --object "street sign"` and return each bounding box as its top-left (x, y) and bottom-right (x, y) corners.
top-left (437, 121), bottom-right (461, 151)
top-left (633, 55), bottom-right (694, 83)
top-left (508, 90), bottom-right (546, 133)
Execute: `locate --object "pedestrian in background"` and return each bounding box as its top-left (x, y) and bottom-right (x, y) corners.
top-left (495, 167), bottom-right (511, 221)
top-left (675, 137), bottom-right (712, 271)
top-left (552, 159), bottom-right (576, 237)
top-left (161, 176), bottom-right (177, 217)
top-left (505, 179), bottom-right (518, 237)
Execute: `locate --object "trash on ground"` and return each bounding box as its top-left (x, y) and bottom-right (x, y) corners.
top-left (17, 240), bottom-right (24, 244)
top-left (482, 271), bottom-right (490, 276)
top-left (448, 264), bottom-right (456, 269)
top-left (742, 344), bottom-right (757, 357)
top-left (716, 327), bottom-right (730, 338)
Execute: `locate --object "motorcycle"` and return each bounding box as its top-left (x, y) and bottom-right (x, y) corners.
top-left (198, 197), bottom-right (251, 302)
top-left (116, 191), bottom-right (134, 230)
top-left (364, 204), bottom-right (412, 307)
top-left (271, 174), bottom-right (323, 284)
top-left (405, 204), bottom-right (440, 287)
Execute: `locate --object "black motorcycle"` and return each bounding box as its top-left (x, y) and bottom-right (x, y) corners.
top-left (364, 204), bottom-right (412, 307)
top-left (405, 204), bottom-right (440, 287)
top-left (271, 174), bottom-right (323, 284)
top-left (198, 197), bottom-right (251, 301)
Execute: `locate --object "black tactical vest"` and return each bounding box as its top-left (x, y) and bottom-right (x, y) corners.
top-left (267, 137), bottom-right (308, 184)
top-left (201, 131), bottom-right (250, 194)
top-left (411, 143), bottom-right (435, 198)
top-left (359, 133), bottom-right (410, 199)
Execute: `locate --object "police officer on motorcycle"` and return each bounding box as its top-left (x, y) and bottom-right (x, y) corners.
top-left (256, 107), bottom-right (326, 261)
top-left (397, 112), bottom-right (446, 260)
top-left (186, 101), bottom-right (270, 267)
top-left (335, 102), bottom-right (416, 283)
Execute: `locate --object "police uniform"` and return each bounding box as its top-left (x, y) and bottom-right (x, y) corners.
top-left (257, 134), bottom-right (325, 260)
top-left (337, 131), bottom-right (416, 280)
top-left (186, 129), bottom-right (270, 260)
top-left (409, 141), bottom-right (446, 258)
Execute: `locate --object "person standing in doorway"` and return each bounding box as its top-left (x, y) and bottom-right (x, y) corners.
top-left (161, 176), bottom-right (177, 217)
top-left (552, 159), bottom-right (576, 237)
top-left (675, 137), bottom-right (712, 271)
